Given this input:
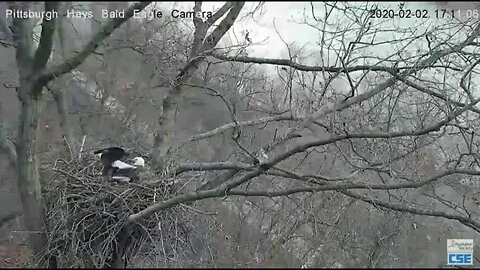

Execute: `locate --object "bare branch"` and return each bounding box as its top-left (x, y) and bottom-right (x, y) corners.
top-left (209, 52), bottom-right (462, 73)
top-left (200, 2), bottom-right (245, 52)
top-left (192, 1), bottom-right (203, 28)
top-left (39, 1), bottom-right (152, 83)
top-left (9, 2), bottom-right (34, 68)
top-left (207, 2), bottom-right (235, 26)
top-left (341, 190), bottom-right (480, 232)
top-left (129, 167), bottom-right (266, 222)
top-left (196, 129), bottom-right (302, 191)
top-left (460, 58), bottom-right (480, 103)
top-left (393, 73), bottom-right (480, 115)
top-left (131, 164), bottom-right (480, 226)
top-left (186, 114), bottom-right (299, 142)
top-left (173, 162), bottom-right (253, 175)
top-left (227, 169), bottom-right (480, 197)
top-left (261, 97), bottom-right (479, 172)
top-left (33, 2), bottom-right (59, 72)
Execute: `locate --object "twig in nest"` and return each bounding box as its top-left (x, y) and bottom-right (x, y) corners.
top-left (180, 203), bottom-right (217, 216)
top-left (43, 154), bottom-right (198, 268)
top-left (78, 135), bottom-right (87, 160)
top-left (63, 135), bottom-right (75, 162)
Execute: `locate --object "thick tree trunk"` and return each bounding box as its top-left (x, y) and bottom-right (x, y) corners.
top-left (151, 2), bottom-right (245, 172)
top-left (152, 58), bottom-right (203, 171)
top-left (16, 91), bottom-right (53, 268)
top-left (7, 2), bottom-right (151, 269)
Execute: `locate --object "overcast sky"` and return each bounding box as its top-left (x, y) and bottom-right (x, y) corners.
top-left (155, 2), bottom-right (448, 59)
top-left (2, 1), bottom-right (478, 72)
top-left (148, 0), bottom-right (480, 77)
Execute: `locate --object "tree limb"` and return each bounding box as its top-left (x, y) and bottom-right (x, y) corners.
top-left (173, 161), bottom-right (253, 175)
top-left (306, 21), bottom-right (480, 123)
top-left (341, 190), bottom-right (480, 232)
top-left (129, 166), bottom-right (266, 222)
top-left (131, 165), bottom-right (480, 226)
top-left (192, 1), bottom-right (203, 28)
top-left (133, 105), bottom-right (479, 223)
top-left (226, 169), bottom-right (480, 197)
top-left (32, 2), bottom-right (59, 72)
top-left (185, 115), bottom-right (300, 142)
top-left (196, 129), bottom-right (302, 191)
top-left (393, 73), bottom-right (480, 115)
top-left (195, 95), bottom-right (477, 192)
top-left (212, 22), bottom-right (480, 141)
top-left (200, 2), bottom-right (245, 52)
top-left (9, 2), bottom-right (34, 69)
top-left (152, 2), bottom-right (245, 171)
top-left (260, 97), bottom-right (479, 172)
top-left (39, 1), bottom-right (152, 83)
top-left (207, 2), bottom-right (235, 26)
top-left (209, 52), bottom-right (462, 73)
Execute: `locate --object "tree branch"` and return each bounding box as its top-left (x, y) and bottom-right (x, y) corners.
top-left (261, 96), bottom-right (480, 171)
top-left (173, 161), bottom-right (253, 175)
top-left (39, 1), bottom-right (151, 83)
top-left (200, 2), bottom-right (245, 52)
top-left (193, 1), bottom-right (203, 28)
top-left (212, 22), bottom-right (480, 140)
top-left (226, 169), bottom-right (480, 197)
top-left (196, 129), bottom-right (302, 191)
top-left (195, 95), bottom-right (478, 192)
top-left (341, 190), bottom-right (480, 232)
top-left (209, 52), bottom-right (462, 73)
top-left (266, 167), bottom-right (361, 183)
top-left (207, 2), bottom-right (235, 26)
top-left (135, 98), bottom-right (480, 223)
top-left (129, 166), bottom-right (266, 222)
top-left (307, 21), bottom-right (480, 122)
top-left (32, 2), bottom-right (59, 72)
top-left (9, 2), bottom-right (34, 68)
top-left (393, 73), bottom-right (480, 115)
top-left (185, 114), bottom-right (300, 142)
top-left (131, 165), bottom-right (480, 227)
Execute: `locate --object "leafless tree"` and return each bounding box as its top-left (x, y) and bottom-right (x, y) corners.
top-left (4, 1), bottom-right (151, 267)
top-left (3, 1), bottom-right (480, 268)
top-left (123, 2), bottom-right (480, 266)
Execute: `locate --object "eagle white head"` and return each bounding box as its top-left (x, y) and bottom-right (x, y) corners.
top-left (131, 157), bottom-right (145, 167)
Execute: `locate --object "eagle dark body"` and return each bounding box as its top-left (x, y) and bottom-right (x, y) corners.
top-left (94, 147), bottom-right (129, 175)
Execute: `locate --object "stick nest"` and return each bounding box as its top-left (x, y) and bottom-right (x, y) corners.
top-left (41, 152), bottom-right (188, 268)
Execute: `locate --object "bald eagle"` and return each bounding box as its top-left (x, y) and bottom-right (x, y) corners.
top-left (94, 147), bottom-right (128, 175)
top-left (111, 157), bottom-right (145, 183)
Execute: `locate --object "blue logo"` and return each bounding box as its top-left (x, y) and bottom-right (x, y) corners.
top-left (448, 253), bottom-right (473, 265)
